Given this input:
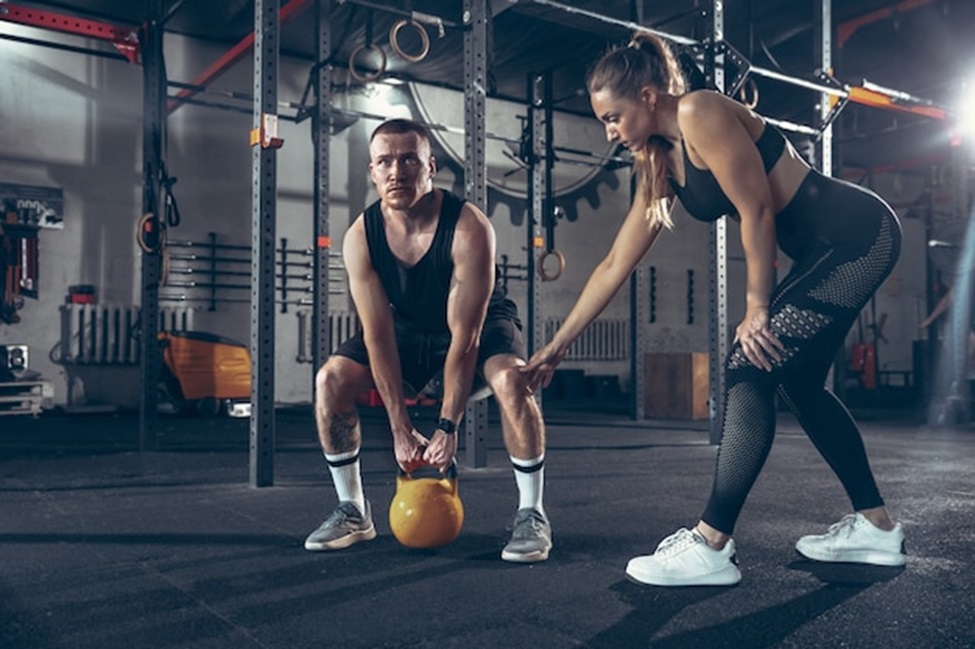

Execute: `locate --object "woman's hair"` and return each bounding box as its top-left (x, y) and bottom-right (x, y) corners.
top-left (587, 32), bottom-right (686, 230)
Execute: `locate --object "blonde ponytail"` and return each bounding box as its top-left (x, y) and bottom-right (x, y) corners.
top-left (588, 32), bottom-right (686, 231)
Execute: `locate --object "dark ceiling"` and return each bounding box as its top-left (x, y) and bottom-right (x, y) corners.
top-left (8, 0), bottom-right (975, 170)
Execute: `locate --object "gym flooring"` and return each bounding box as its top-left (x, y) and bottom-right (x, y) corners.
top-left (1, 404), bottom-right (972, 648)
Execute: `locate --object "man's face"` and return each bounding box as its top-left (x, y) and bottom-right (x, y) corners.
top-left (368, 131), bottom-right (436, 210)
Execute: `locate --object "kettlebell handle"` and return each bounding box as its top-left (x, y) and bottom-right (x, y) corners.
top-left (399, 461), bottom-right (458, 485)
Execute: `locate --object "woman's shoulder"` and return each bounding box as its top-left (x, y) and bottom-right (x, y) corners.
top-left (677, 89), bottom-right (753, 138)
top-left (677, 89), bottom-right (736, 117)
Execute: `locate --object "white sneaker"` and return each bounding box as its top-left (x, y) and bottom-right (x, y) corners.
top-left (625, 528), bottom-right (742, 586)
top-left (795, 513), bottom-right (905, 567)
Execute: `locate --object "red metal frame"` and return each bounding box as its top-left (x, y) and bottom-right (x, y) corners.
top-left (838, 0), bottom-right (939, 48)
top-left (0, 3), bottom-right (140, 64)
top-left (167, 0), bottom-right (313, 114)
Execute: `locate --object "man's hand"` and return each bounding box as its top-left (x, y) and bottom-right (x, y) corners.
top-left (422, 427), bottom-right (457, 472)
top-left (394, 428), bottom-right (430, 473)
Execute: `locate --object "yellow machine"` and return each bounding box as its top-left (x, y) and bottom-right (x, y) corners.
top-left (388, 465), bottom-right (464, 549)
top-left (158, 331), bottom-right (251, 416)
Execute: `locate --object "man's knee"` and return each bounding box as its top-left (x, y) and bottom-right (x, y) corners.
top-left (316, 356), bottom-right (367, 406)
top-left (488, 363), bottom-right (532, 406)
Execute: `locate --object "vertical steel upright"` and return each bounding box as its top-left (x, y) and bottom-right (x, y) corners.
top-left (313, 1), bottom-right (333, 372)
top-left (139, 0), bottom-right (165, 451)
top-left (250, 0), bottom-right (279, 487)
top-left (818, 0), bottom-right (839, 396)
top-left (817, 0), bottom-right (833, 178)
top-left (462, 0), bottom-right (489, 468)
top-left (528, 74), bottom-right (546, 371)
top-left (705, 1), bottom-right (728, 444)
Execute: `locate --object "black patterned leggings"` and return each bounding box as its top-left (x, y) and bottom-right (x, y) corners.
top-left (701, 171), bottom-right (902, 535)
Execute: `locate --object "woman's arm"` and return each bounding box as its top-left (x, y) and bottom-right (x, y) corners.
top-left (523, 182), bottom-right (666, 388)
top-left (678, 91), bottom-right (784, 370)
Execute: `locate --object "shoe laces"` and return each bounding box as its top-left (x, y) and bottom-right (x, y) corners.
top-left (509, 509), bottom-right (547, 538)
top-left (825, 514), bottom-right (860, 538)
top-left (326, 501), bottom-right (363, 527)
top-left (654, 528), bottom-right (702, 557)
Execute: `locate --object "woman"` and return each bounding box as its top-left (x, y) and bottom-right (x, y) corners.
top-left (522, 33), bottom-right (905, 586)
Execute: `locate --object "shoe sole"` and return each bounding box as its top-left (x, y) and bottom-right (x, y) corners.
top-left (304, 525), bottom-right (377, 551)
top-left (795, 546), bottom-right (906, 567)
top-left (501, 544), bottom-right (551, 563)
top-left (625, 563), bottom-right (741, 587)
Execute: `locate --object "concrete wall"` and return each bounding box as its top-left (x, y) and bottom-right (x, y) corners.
top-left (0, 25), bottom-right (932, 410)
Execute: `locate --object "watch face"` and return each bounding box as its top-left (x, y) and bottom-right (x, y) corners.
top-left (437, 418), bottom-right (457, 434)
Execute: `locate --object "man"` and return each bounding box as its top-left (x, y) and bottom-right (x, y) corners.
top-left (304, 118), bottom-right (551, 563)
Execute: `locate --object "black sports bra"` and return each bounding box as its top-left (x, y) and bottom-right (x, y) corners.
top-left (668, 124), bottom-right (787, 222)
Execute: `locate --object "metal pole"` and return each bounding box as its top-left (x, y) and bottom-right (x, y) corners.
top-left (139, 0), bottom-right (165, 452)
top-left (313, 1), bottom-right (333, 376)
top-left (462, 0), bottom-right (490, 469)
top-left (250, 0), bottom-right (279, 487)
top-left (817, 0), bottom-right (833, 178)
top-left (528, 73), bottom-right (546, 362)
top-left (706, 1), bottom-right (728, 446)
top-left (520, 0), bottom-right (697, 46)
top-left (818, 0), bottom-right (841, 398)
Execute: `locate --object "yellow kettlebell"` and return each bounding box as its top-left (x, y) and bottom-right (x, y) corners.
top-left (388, 464), bottom-right (464, 548)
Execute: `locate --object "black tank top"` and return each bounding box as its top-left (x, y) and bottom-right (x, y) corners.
top-left (363, 190), bottom-right (517, 334)
top-left (669, 124), bottom-right (786, 222)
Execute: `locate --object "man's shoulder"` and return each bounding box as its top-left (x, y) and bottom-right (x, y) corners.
top-left (437, 188), bottom-right (466, 211)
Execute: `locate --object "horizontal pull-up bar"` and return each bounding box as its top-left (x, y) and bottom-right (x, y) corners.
top-left (519, 0), bottom-right (697, 46)
top-left (337, 0), bottom-right (463, 31)
top-left (747, 65), bottom-right (949, 120)
top-left (519, 0), bottom-right (949, 130)
top-left (748, 64), bottom-right (847, 99)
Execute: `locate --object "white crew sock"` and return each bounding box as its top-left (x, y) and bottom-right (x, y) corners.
top-left (325, 449), bottom-right (365, 514)
top-left (510, 454), bottom-right (545, 516)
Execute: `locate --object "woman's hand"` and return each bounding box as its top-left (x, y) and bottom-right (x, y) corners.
top-left (734, 306), bottom-right (785, 371)
top-left (521, 341), bottom-right (569, 393)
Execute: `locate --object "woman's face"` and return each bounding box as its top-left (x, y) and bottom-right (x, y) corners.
top-left (590, 88), bottom-right (655, 153)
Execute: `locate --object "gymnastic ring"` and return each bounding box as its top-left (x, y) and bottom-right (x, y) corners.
top-left (738, 77), bottom-right (759, 110)
top-left (389, 19), bottom-right (430, 63)
top-left (536, 249), bottom-right (566, 282)
top-left (348, 43), bottom-right (387, 83)
top-left (136, 212), bottom-right (160, 254)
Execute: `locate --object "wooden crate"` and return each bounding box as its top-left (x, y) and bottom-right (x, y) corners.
top-left (0, 380), bottom-right (54, 416)
top-left (642, 353), bottom-right (709, 420)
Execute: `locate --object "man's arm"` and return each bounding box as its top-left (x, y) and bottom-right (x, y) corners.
top-left (344, 217), bottom-right (425, 469)
top-left (442, 203), bottom-right (495, 421)
top-left (423, 204), bottom-right (494, 469)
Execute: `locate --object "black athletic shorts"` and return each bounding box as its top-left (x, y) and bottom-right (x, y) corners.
top-left (333, 315), bottom-right (526, 393)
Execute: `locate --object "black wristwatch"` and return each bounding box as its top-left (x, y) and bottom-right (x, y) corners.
top-left (437, 417), bottom-right (457, 435)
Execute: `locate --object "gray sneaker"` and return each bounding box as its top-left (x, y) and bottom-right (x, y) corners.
top-left (304, 500), bottom-right (376, 551)
top-left (501, 508), bottom-right (552, 563)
